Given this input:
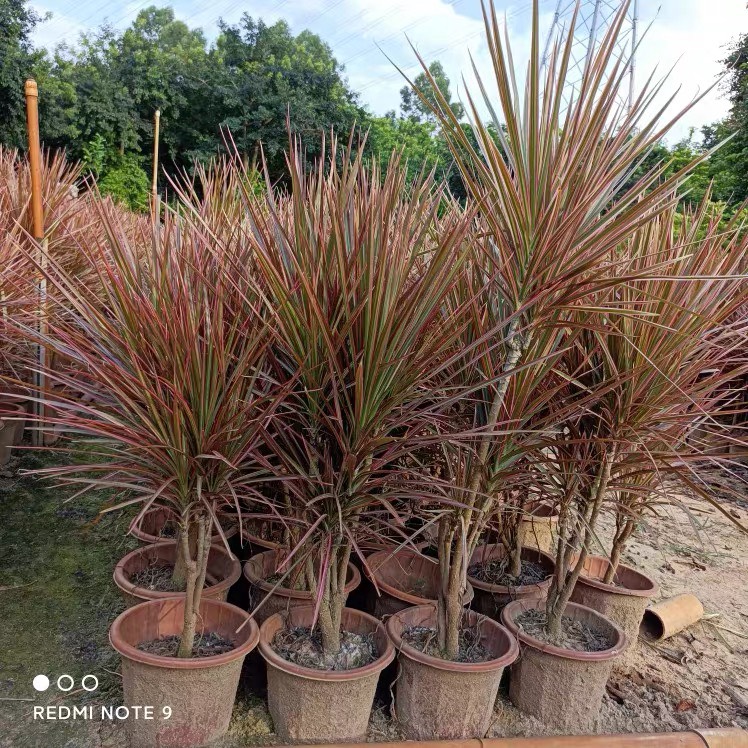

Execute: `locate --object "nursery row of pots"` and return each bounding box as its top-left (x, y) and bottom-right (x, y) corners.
top-left (108, 510), bottom-right (658, 747)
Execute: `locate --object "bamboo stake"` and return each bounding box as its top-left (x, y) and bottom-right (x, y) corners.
top-left (24, 79), bottom-right (47, 448)
top-left (151, 109), bottom-right (161, 218)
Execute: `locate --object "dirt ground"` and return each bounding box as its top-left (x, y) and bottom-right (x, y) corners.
top-left (1, 450), bottom-right (747, 746)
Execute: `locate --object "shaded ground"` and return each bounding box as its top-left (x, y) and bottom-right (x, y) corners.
top-left (0, 450), bottom-right (747, 746)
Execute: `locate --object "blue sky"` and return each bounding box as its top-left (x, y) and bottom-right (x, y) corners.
top-left (31, 1), bottom-right (747, 143)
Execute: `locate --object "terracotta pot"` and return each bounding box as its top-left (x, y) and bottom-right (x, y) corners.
top-left (109, 597), bottom-right (259, 748)
top-left (0, 403), bottom-right (26, 464)
top-left (520, 502), bottom-right (559, 553)
top-left (0, 393), bottom-right (29, 445)
top-left (113, 541), bottom-right (241, 607)
top-left (259, 605), bottom-right (394, 743)
top-left (130, 506), bottom-right (238, 544)
top-left (468, 544), bottom-right (555, 621)
top-left (386, 604), bottom-right (518, 740)
top-left (365, 549), bottom-right (474, 618)
top-left (243, 549), bottom-right (361, 624)
top-left (241, 514), bottom-right (283, 553)
top-left (571, 555), bottom-right (658, 656)
top-left (501, 599), bottom-right (626, 733)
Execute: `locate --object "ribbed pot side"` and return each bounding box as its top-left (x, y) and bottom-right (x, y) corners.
top-left (570, 555), bottom-right (658, 658)
top-left (366, 549), bottom-right (473, 619)
top-left (386, 604), bottom-right (518, 740)
top-left (259, 606), bottom-right (394, 744)
top-left (109, 597), bottom-right (260, 748)
top-left (501, 599), bottom-right (626, 733)
top-left (243, 549), bottom-right (360, 625)
top-left (468, 544), bottom-right (555, 621)
top-left (113, 541), bottom-right (241, 608)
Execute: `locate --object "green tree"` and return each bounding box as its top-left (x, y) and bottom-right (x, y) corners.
top-left (400, 61), bottom-right (464, 124)
top-left (212, 15), bottom-right (363, 180)
top-left (0, 0), bottom-right (42, 147)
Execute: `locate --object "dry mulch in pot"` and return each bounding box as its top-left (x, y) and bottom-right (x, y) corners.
top-left (468, 557), bottom-right (549, 586)
top-left (401, 625), bottom-right (491, 663)
top-left (129, 562), bottom-right (185, 592)
top-left (271, 626), bottom-right (377, 671)
top-left (515, 608), bottom-right (615, 652)
top-left (137, 632), bottom-right (236, 658)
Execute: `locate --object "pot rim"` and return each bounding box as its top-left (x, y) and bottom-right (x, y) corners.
top-left (243, 549), bottom-right (361, 600)
top-left (0, 402), bottom-right (28, 419)
top-left (467, 545), bottom-right (555, 595)
top-left (386, 603), bottom-right (519, 674)
top-left (130, 506), bottom-right (237, 543)
top-left (113, 540), bottom-right (241, 600)
top-left (258, 605), bottom-right (395, 682)
top-left (365, 548), bottom-right (473, 607)
top-left (576, 555), bottom-right (659, 598)
top-left (109, 597), bottom-right (259, 669)
top-left (501, 599), bottom-right (627, 661)
top-left (237, 513), bottom-right (282, 550)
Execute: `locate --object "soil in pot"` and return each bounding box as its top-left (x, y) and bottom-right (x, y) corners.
top-left (109, 597), bottom-right (259, 748)
top-left (468, 544), bottom-right (554, 621)
top-left (243, 549), bottom-right (360, 624)
top-left (259, 605), bottom-right (394, 743)
top-left (365, 548), bottom-right (473, 618)
top-left (386, 604), bottom-right (518, 740)
top-left (131, 506), bottom-right (238, 544)
top-left (501, 598), bottom-right (626, 733)
top-left (114, 541), bottom-right (241, 607)
top-left (570, 554), bottom-right (658, 659)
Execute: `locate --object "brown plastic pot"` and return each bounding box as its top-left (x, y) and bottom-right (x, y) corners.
top-left (387, 604), bottom-right (519, 740)
top-left (259, 605), bottom-right (395, 743)
top-left (641, 593), bottom-right (704, 641)
top-left (570, 555), bottom-right (658, 656)
top-left (468, 544), bottom-right (555, 620)
top-left (501, 599), bottom-right (626, 733)
top-left (130, 506), bottom-right (238, 544)
top-left (1, 393), bottom-right (29, 445)
top-left (241, 514), bottom-right (283, 553)
top-left (365, 549), bottom-right (474, 618)
top-left (109, 596), bottom-right (260, 748)
top-left (243, 549), bottom-right (361, 624)
top-left (0, 403), bottom-right (26, 464)
top-left (113, 541), bottom-right (241, 607)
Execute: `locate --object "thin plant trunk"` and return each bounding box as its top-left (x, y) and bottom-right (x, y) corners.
top-left (171, 519), bottom-right (197, 589)
top-left (437, 516), bottom-right (465, 660)
top-left (435, 320), bottom-right (528, 659)
top-left (603, 511), bottom-right (635, 584)
top-left (177, 515), bottom-right (211, 658)
top-left (545, 446), bottom-right (616, 642)
top-left (306, 540), bottom-right (351, 657)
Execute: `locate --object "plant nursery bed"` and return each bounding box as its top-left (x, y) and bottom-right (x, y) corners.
top-left (271, 626), bottom-right (377, 671)
top-left (137, 632), bottom-right (235, 658)
top-left (514, 608), bottom-right (615, 652)
top-left (401, 625), bottom-right (492, 663)
top-left (2, 456), bottom-right (747, 747)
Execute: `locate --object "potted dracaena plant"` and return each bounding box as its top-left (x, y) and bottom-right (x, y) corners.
top-left (389, 0), bottom-right (719, 738)
top-left (232, 135), bottom-right (501, 744)
top-left (10, 195), bottom-right (279, 748)
top-left (565, 197), bottom-right (748, 657)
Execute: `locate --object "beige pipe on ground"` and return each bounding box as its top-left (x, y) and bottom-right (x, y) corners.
top-left (288, 729), bottom-right (748, 748)
top-left (641, 593), bottom-right (705, 641)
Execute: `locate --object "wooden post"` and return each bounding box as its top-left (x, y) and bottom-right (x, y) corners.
top-left (151, 109), bottom-right (161, 217)
top-left (25, 79), bottom-right (47, 447)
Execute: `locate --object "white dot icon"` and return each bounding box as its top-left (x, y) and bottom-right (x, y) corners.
top-left (32, 675), bottom-right (50, 692)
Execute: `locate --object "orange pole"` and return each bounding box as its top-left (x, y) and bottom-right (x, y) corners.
top-left (24, 80), bottom-right (44, 240)
top-left (285, 729), bottom-right (748, 748)
top-left (24, 78), bottom-right (47, 447)
top-left (151, 109), bottom-right (160, 215)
